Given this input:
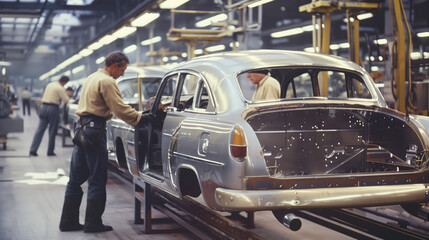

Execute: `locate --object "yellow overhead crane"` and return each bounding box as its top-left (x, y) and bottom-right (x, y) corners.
top-left (299, 0), bottom-right (422, 115)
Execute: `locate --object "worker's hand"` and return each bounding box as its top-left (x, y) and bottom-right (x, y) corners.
top-left (138, 112), bottom-right (155, 126)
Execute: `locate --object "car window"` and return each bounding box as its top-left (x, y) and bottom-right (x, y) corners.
top-left (238, 67), bottom-right (373, 102)
top-left (193, 80), bottom-right (215, 112)
top-left (176, 73), bottom-right (199, 111)
top-left (153, 74), bottom-right (177, 113)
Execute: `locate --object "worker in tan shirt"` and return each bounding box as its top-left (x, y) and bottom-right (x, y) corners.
top-left (29, 76), bottom-right (71, 156)
top-left (21, 87), bottom-right (31, 116)
top-left (59, 51), bottom-right (153, 233)
top-left (248, 70), bottom-right (280, 101)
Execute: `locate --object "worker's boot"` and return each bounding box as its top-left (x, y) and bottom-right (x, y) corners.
top-left (59, 195), bottom-right (84, 231)
top-left (83, 199), bottom-right (113, 233)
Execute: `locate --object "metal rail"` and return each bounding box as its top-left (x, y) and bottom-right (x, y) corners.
top-left (108, 163), bottom-right (429, 239)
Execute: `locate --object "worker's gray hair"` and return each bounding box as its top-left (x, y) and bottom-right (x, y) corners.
top-left (105, 51), bottom-right (129, 67)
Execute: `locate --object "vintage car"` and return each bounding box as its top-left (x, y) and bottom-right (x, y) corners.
top-left (106, 66), bottom-right (170, 170)
top-left (126, 50), bottom-right (429, 230)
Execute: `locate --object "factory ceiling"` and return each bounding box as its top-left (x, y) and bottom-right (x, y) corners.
top-left (0, 0), bottom-right (428, 84)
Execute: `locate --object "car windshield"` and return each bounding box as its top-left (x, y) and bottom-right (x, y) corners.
top-left (118, 77), bottom-right (161, 101)
top-left (237, 67), bottom-right (373, 102)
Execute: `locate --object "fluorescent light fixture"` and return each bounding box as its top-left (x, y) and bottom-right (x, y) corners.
top-left (329, 44), bottom-right (340, 50)
top-left (411, 52), bottom-right (421, 59)
top-left (248, 0), bottom-right (274, 8)
top-left (194, 49), bottom-right (203, 55)
top-left (417, 32), bottom-right (429, 38)
top-left (123, 44), bottom-right (137, 53)
top-left (357, 13), bottom-right (373, 20)
top-left (343, 12), bottom-right (374, 23)
top-left (378, 56), bottom-right (383, 61)
top-left (88, 41), bottom-right (103, 50)
top-left (0, 61), bottom-right (11, 66)
top-left (112, 26), bottom-right (137, 38)
top-left (79, 48), bottom-right (93, 57)
top-left (170, 56), bottom-right (179, 61)
top-left (371, 66), bottom-right (379, 71)
top-left (141, 36), bottom-right (162, 45)
top-left (302, 24), bottom-right (319, 31)
top-left (99, 35), bottom-right (117, 45)
top-left (2, 67), bottom-right (6, 75)
top-left (96, 56), bottom-right (105, 65)
top-left (339, 42), bottom-right (350, 48)
top-left (374, 38), bottom-right (387, 45)
top-left (181, 52), bottom-right (188, 58)
top-left (159, 0), bottom-right (189, 9)
top-left (63, 70), bottom-right (71, 76)
top-left (162, 57), bottom-right (169, 62)
top-left (271, 27), bottom-right (304, 38)
top-left (206, 44), bottom-right (225, 52)
top-left (370, 56), bottom-right (375, 61)
top-left (195, 13), bottom-right (227, 28)
top-left (131, 12), bottom-right (160, 27)
top-left (229, 42), bottom-right (240, 48)
top-left (72, 65), bottom-right (85, 74)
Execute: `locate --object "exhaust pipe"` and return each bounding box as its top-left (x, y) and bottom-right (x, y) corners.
top-left (282, 213), bottom-right (302, 231)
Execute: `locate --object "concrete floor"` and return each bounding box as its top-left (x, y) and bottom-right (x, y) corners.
top-left (0, 107), bottom-right (355, 240)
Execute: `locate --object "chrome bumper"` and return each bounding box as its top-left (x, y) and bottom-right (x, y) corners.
top-left (215, 184), bottom-right (429, 210)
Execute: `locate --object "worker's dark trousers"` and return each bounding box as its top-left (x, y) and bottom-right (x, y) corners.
top-left (65, 116), bottom-right (108, 201)
top-left (22, 99), bottom-right (30, 116)
top-left (29, 104), bottom-right (59, 155)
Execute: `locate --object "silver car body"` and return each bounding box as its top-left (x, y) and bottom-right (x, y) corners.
top-left (128, 50), bottom-right (429, 212)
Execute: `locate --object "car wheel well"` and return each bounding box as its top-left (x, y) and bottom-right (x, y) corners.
top-left (115, 138), bottom-right (128, 169)
top-left (178, 168), bottom-right (201, 198)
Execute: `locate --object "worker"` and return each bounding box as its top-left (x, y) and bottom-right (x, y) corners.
top-left (29, 76), bottom-right (70, 156)
top-left (247, 70), bottom-right (280, 101)
top-left (59, 51), bottom-right (153, 233)
top-left (21, 87), bottom-right (31, 116)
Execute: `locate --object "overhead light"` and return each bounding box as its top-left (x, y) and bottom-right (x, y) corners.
top-left (271, 27), bottom-right (304, 38)
top-left (99, 35), bottom-right (117, 45)
top-left (229, 41), bottom-right (240, 48)
top-left (96, 56), bottom-right (105, 65)
top-left (195, 13), bottom-right (227, 28)
top-left (0, 61), bottom-right (11, 66)
top-left (330, 44), bottom-right (340, 50)
top-left (141, 36), bottom-right (162, 45)
top-left (131, 12), bottom-right (160, 27)
top-left (302, 24), bottom-right (319, 31)
top-left (88, 41), bottom-right (103, 50)
top-left (206, 44), bottom-right (225, 52)
top-left (79, 48), bottom-right (93, 57)
top-left (170, 56), bottom-right (179, 61)
top-left (357, 13), bottom-right (373, 20)
top-left (123, 44), bottom-right (137, 53)
top-left (344, 12), bottom-right (374, 22)
top-left (2, 67), bottom-right (6, 76)
top-left (374, 38), bottom-right (387, 45)
top-left (112, 26), bottom-right (137, 38)
top-left (371, 66), bottom-right (379, 71)
top-left (411, 52), bottom-right (421, 60)
top-left (181, 52), bottom-right (187, 58)
top-left (72, 65), bottom-right (85, 74)
top-left (339, 42), bottom-right (350, 48)
top-left (248, 0), bottom-right (274, 8)
top-left (159, 0), bottom-right (189, 9)
top-left (162, 57), bottom-right (169, 62)
top-left (417, 32), bottom-right (429, 38)
top-left (194, 49), bottom-right (203, 55)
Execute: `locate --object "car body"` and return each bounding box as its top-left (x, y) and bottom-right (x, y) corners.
top-left (106, 66), bottom-right (171, 171)
top-left (124, 50), bottom-right (429, 225)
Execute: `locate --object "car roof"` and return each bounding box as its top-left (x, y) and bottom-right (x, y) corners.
top-left (170, 49), bottom-right (366, 82)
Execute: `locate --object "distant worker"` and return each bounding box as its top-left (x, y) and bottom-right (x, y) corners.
top-left (65, 87), bottom-right (74, 99)
top-left (29, 76), bottom-right (70, 156)
top-left (248, 70), bottom-right (280, 101)
top-left (59, 51), bottom-right (153, 233)
top-left (21, 87), bottom-right (31, 116)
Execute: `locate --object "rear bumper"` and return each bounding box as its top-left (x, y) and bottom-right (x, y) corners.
top-left (215, 184), bottom-right (429, 211)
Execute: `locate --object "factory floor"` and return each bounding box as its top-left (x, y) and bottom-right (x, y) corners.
top-left (0, 108), bottom-right (354, 240)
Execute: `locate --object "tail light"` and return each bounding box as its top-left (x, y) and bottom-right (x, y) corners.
top-left (230, 126), bottom-right (247, 161)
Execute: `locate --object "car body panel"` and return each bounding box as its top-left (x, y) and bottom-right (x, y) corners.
top-left (127, 50), bottom-right (429, 213)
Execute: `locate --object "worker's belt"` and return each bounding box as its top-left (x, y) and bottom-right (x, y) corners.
top-left (79, 115), bottom-right (107, 128)
top-left (42, 103), bottom-right (59, 107)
